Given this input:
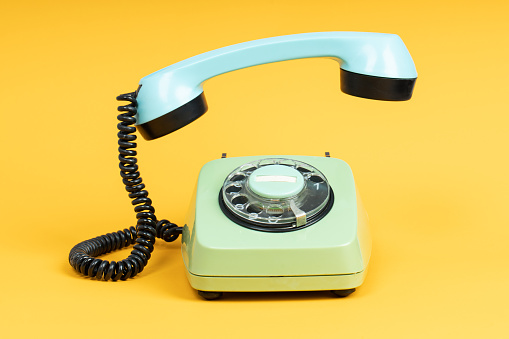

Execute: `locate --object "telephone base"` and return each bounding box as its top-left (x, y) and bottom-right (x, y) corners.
top-left (181, 155), bottom-right (371, 297)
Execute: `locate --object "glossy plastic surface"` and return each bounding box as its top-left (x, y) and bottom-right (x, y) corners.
top-left (136, 32), bottom-right (417, 125)
top-left (181, 155), bottom-right (371, 292)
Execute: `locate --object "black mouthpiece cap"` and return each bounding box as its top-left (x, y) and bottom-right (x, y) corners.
top-left (340, 69), bottom-right (416, 101)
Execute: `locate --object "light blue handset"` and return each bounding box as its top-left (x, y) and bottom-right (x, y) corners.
top-left (135, 32), bottom-right (417, 140)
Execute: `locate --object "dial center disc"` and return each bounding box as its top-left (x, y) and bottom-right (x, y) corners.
top-left (248, 165), bottom-right (305, 199)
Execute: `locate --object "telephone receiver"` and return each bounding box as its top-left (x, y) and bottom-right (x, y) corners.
top-left (135, 32), bottom-right (417, 140)
top-left (69, 32), bottom-right (417, 299)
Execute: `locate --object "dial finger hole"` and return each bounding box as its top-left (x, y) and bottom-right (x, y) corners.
top-left (232, 195), bottom-right (248, 205)
top-left (267, 206), bottom-right (283, 217)
top-left (246, 203), bottom-right (263, 214)
top-left (280, 159), bottom-right (296, 167)
top-left (297, 167), bottom-right (311, 173)
top-left (230, 174), bottom-right (246, 182)
top-left (225, 185), bottom-right (242, 194)
top-left (259, 159), bottom-right (275, 167)
top-left (241, 166), bottom-right (257, 173)
top-left (309, 175), bottom-right (324, 183)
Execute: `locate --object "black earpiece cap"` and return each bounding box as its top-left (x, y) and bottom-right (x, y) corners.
top-left (137, 93), bottom-right (208, 140)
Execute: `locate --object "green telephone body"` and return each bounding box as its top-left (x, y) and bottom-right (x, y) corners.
top-left (182, 155), bottom-right (371, 295)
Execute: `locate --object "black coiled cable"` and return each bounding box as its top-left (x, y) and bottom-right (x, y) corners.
top-left (68, 91), bottom-right (182, 281)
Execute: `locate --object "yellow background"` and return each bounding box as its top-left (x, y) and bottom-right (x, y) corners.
top-left (2, 0), bottom-right (508, 337)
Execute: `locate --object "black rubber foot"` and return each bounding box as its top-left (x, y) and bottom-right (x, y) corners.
top-left (198, 290), bottom-right (223, 300)
top-left (331, 288), bottom-right (356, 298)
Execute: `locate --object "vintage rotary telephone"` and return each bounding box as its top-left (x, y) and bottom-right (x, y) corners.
top-left (69, 32), bottom-right (417, 299)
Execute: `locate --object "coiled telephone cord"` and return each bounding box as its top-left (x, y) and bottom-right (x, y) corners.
top-left (68, 92), bottom-right (182, 281)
